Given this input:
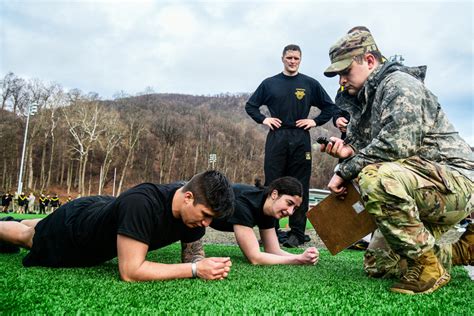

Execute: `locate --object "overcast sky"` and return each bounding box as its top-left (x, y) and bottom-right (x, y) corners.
top-left (1, 0), bottom-right (473, 144)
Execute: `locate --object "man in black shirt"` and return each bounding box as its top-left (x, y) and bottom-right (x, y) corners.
top-left (245, 44), bottom-right (338, 247)
top-left (49, 193), bottom-right (60, 212)
top-left (17, 192), bottom-right (27, 214)
top-left (210, 177), bottom-right (319, 265)
top-left (0, 171), bottom-right (234, 282)
top-left (38, 194), bottom-right (48, 214)
top-left (2, 193), bottom-right (12, 213)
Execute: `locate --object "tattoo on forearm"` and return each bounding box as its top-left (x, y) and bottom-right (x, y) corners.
top-left (181, 240), bottom-right (205, 263)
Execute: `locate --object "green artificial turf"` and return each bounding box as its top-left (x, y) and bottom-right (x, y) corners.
top-left (1, 243), bottom-right (472, 314)
top-left (4, 213), bottom-right (47, 220)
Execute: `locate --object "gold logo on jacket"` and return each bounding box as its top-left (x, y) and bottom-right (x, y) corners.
top-left (295, 88), bottom-right (306, 100)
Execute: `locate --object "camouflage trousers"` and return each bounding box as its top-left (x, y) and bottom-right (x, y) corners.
top-left (358, 157), bottom-right (474, 278)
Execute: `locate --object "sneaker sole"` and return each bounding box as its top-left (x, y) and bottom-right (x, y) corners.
top-left (390, 271), bottom-right (451, 295)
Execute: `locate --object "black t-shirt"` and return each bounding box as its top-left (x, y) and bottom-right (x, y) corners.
top-left (18, 195), bottom-right (27, 206)
top-left (2, 195), bottom-right (12, 205)
top-left (210, 184), bottom-right (274, 232)
top-left (23, 182), bottom-right (205, 267)
top-left (50, 198), bottom-right (60, 207)
top-left (245, 72), bottom-right (335, 128)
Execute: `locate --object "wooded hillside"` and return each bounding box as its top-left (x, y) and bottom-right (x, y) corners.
top-left (0, 72), bottom-right (339, 196)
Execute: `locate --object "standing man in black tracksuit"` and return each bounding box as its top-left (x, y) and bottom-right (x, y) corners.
top-left (245, 44), bottom-right (338, 247)
top-left (50, 194), bottom-right (61, 212)
top-left (38, 194), bottom-right (48, 214)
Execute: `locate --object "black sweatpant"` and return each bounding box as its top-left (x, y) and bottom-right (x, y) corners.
top-left (264, 128), bottom-right (311, 241)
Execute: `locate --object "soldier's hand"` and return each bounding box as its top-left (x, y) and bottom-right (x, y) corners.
top-left (196, 257), bottom-right (232, 280)
top-left (328, 174), bottom-right (348, 199)
top-left (321, 137), bottom-right (354, 159)
top-left (263, 117), bottom-right (282, 130)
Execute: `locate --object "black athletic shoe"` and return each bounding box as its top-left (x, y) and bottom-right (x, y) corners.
top-left (304, 234), bottom-right (311, 243)
top-left (276, 230), bottom-right (288, 244)
top-left (282, 234), bottom-right (304, 248)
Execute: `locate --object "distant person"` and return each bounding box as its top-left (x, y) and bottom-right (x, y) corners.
top-left (245, 44), bottom-right (340, 247)
top-left (321, 28), bottom-right (474, 294)
top-left (27, 192), bottom-right (36, 214)
top-left (0, 171), bottom-right (234, 282)
top-left (17, 192), bottom-right (27, 214)
top-left (2, 193), bottom-right (12, 213)
top-left (210, 177), bottom-right (319, 265)
top-left (49, 194), bottom-right (60, 212)
top-left (38, 194), bottom-right (48, 214)
top-left (45, 195), bottom-right (51, 213)
top-left (12, 192), bottom-right (19, 213)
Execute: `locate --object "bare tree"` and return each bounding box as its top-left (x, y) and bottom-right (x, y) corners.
top-left (1, 72), bottom-right (16, 110)
top-left (97, 109), bottom-right (124, 194)
top-left (36, 83), bottom-right (65, 190)
top-left (62, 100), bottom-right (108, 195)
top-left (9, 76), bottom-right (28, 115)
top-left (117, 111), bottom-right (146, 195)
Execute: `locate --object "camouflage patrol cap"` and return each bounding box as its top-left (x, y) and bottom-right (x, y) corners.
top-left (324, 30), bottom-right (380, 77)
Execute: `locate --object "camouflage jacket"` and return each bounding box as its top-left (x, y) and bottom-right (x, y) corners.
top-left (336, 61), bottom-right (474, 181)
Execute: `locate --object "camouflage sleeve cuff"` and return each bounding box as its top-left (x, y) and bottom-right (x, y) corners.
top-left (339, 157), bottom-right (361, 181)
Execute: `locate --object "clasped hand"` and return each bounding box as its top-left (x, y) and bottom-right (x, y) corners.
top-left (299, 247), bottom-right (319, 265)
top-left (196, 257), bottom-right (232, 280)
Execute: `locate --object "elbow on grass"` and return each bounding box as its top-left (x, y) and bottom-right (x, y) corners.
top-left (246, 255), bottom-right (263, 265)
top-left (119, 271), bottom-right (139, 282)
top-left (120, 274), bottom-right (134, 282)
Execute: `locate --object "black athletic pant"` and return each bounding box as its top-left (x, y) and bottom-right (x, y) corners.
top-left (264, 128), bottom-right (311, 242)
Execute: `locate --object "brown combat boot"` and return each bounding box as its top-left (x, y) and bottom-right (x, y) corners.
top-left (390, 250), bottom-right (451, 295)
top-left (452, 223), bottom-right (474, 266)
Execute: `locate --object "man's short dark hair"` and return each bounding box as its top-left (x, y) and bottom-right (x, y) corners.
top-left (353, 50), bottom-right (384, 64)
top-left (369, 50), bottom-right (384, 62)
top-left (282, 44), bottom-right (301, 56)
top-left (183, 170), bottom-right (234, 219)
top-left (263, 177), bottom-right (303, 198)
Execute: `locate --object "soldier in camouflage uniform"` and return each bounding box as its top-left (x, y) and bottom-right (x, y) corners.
top-left (321, 29), bottom-right (474, 294)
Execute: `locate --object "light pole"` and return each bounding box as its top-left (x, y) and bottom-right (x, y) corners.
top-left (17, 103), bottom-right (38, 194)
top-left (209, 153), bottom-right (217, 169)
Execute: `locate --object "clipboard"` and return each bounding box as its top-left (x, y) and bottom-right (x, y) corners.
top-left (306, 182), bottom-right (377, 255)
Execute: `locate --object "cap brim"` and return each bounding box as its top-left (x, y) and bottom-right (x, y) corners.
top-left (323, 58), bottom-right (353, 78)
